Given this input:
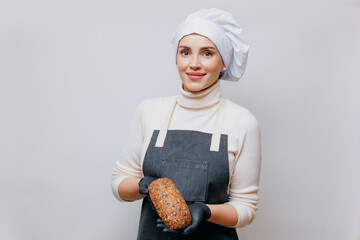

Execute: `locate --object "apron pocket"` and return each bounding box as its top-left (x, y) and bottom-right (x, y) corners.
top-left (160, 158), bottom-right (208, 202)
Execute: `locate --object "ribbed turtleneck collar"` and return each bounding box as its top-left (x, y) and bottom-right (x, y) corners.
top-left (177, 81), bottom-right (221, 109)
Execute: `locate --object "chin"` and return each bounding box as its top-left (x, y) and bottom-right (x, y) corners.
top-left (183, 81), bottom-right (206, 93)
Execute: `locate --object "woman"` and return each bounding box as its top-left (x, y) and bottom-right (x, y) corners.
top-left (111, 8), bottom-right (262, 240)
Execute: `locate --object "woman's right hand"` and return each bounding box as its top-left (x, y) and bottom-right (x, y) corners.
top-left (117, 177), bottom-right (149, 201)
top-left (138, 176), bottom-right (158, 195)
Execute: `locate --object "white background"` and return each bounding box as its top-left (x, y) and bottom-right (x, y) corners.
top-left (0, 0), bottom-right (359, 239)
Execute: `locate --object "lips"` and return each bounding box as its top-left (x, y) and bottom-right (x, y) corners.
top-left (186, 72), bottom-right (206, 80)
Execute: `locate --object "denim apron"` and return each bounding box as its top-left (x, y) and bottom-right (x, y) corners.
top-left (137, 97), bottom-right (238, 240)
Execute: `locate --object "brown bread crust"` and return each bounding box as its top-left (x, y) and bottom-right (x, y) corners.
top-left (148, 178), bottom-right (192, 230)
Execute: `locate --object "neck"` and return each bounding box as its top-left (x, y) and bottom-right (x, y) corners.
top-left (178, 81), bottom-right (221, 109)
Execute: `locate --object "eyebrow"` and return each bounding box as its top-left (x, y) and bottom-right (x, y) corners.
top-left (178, 45), bottom-right (217, 50)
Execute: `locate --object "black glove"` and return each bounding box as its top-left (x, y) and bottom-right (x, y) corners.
top-left (156, 202), bottom-right (211, 235)
top-left (138, 176), bottom-right (157, 195)
top-left (156, 218), bottom-right (182, 234)
top-left (139, 176), bottom-right (158, 215)
top-left (183, 202), bottom-right (211, 235)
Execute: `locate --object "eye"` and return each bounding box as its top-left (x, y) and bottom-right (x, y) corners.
top-left (204, 51), bottom-right (213, 57)
top-left (180, 50), bottom-right (189, 56)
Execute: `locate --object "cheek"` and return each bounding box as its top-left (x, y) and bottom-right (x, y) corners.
top-left (203, 60), bottom-right (222, 73)
top-left (176, 57), bottom-right (189, 72)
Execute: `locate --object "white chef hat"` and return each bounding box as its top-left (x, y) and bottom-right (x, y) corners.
top-left (171, 8), bottom-right (250, 82)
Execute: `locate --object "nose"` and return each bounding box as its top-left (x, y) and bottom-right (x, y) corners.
top-left (190, 55), bottom-right (201, 71)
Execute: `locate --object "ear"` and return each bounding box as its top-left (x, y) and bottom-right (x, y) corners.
top-left (220, 60), bottom-right (226, 71)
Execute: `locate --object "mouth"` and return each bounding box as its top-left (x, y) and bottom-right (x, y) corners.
top-left (186, 72), bottom-right (206, 80)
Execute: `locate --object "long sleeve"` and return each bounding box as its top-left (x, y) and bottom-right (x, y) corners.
top-left (111, 101), bottom-right (145, 202)
top-left (224, 110), bottom-right (262, 228)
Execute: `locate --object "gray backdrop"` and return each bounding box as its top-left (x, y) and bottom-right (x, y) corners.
top-left (0, 0), bottom-right (359, 239)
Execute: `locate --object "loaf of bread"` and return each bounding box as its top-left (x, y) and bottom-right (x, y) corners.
top-left (148, 178), bottom-right (191, 230)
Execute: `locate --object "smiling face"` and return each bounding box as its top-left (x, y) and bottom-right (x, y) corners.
top-left (176, 33), bottom-right (225, 93)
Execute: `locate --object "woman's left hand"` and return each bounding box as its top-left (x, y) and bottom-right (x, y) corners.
top-left (156, 202), bottom-right (211, 235)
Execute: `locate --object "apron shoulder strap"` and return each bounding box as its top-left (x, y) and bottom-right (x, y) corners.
top-left (210, 97), bottom-right (226, 152)
top-left (155, 96), bottom-right (226, 152)
top-left (155, 97), bottom-right (178, 147)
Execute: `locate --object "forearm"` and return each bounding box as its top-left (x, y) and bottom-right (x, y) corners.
top-left (118, 176), bottom-right (146, 201)
top-left (206, 204), bottom-right (238, 227)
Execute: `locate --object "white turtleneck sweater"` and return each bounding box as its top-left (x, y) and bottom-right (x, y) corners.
top-left (111, 81), bottom-right (262, 228)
